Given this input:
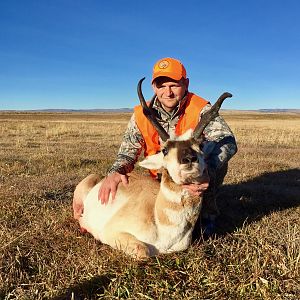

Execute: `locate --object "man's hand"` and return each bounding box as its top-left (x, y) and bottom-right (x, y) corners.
top-left (182, 173), bottom-right (210, 196)
top-left (98, 172), bottom-right (129, 205)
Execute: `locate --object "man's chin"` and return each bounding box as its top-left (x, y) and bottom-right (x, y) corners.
top-left (161, 99), bottom-right (179, 108)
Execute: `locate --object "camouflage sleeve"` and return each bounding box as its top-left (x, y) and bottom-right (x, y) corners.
top-left (107, 113), bottom-right (145, 175)
top-left (201, 104), bottom-right (237, 170)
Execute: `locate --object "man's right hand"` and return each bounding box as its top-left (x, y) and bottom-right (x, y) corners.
top-left (98, 172), bottom-right (129, 205)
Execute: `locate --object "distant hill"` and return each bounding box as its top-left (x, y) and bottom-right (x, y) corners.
top-left (1, 108), bottom-right (134, 113)
top-left (35, 108), bottom-right (134, 113)
top-left (258, 109), bottom-right (300, 114)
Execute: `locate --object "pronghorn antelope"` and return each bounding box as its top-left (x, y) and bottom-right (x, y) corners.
top-left (73, 78), bottom-right (232, 259)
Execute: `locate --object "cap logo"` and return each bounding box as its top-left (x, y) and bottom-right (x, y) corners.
top-left (158, 60), bottom-right (169, 69)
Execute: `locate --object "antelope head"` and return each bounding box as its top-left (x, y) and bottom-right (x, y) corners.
top-left (137, 77), bottom-right (232, 185)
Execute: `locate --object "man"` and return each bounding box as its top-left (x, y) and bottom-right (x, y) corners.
top-left (98, 57), bottom-right (237, 234)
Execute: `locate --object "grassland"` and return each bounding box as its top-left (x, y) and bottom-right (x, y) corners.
top-left (0, 111), bottom-right (299, 299)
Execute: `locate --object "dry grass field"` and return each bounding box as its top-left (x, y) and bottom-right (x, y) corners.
top-left (0, 111), bottom-right (299, 299)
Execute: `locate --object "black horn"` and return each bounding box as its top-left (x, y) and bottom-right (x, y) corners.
top-left (193, 92), bottom-right (232, 139)
top-left (137, 77), bottom-right (170, 142)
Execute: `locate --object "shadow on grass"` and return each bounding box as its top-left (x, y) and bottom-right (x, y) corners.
top-left (50, 274), bottom-right (111, 300)
top-left (214, 168), bottom-right (300, 235)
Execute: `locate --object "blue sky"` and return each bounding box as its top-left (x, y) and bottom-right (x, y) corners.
top-left (0, 0), bottom-right (299, 110)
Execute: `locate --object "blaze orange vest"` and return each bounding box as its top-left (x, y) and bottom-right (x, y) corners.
top-left (134, 93), bottom-right (209, 178)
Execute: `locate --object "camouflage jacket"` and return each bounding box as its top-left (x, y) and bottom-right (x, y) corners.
top-left (107, 93), bottom-right (237, 175)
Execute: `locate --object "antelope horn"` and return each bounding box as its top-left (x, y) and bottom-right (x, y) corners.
top-left (193, 92), bottom-right (232, 139)
top-left (137, 77), bottom-right (170, 142)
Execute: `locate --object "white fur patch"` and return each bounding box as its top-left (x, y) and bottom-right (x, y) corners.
top-left (160, 182), bottom-right (182, 203)
top-left (139, 152), bottom-right (164, 170)
top-left (164, 207), bottom-right (191, 226)
top-left (172, 129), bottom-right (193, 141)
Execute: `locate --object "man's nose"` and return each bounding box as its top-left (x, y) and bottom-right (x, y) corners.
top-left (165, 87), bottom-right (173, 96)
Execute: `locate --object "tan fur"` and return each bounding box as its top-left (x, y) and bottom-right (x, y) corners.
top-left (117, 173), bottom-right (159, 229)
top-left (74, 135), bottom-right (206, 259)
top-left (161, 169), bottom-right (183, 194)
top-left (156, 205), bottom-right (174, 226)
top-left (73, 174), bottom-right (101, 220)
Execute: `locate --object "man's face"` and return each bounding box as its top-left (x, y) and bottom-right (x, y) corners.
top-left (152, 77), bottom-right (189, 112)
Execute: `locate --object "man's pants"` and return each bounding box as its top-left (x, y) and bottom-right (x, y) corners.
top-left (201, 162), bottom-right (228, 221)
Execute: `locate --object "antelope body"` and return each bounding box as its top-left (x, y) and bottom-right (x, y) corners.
top-left (73, 78), bottom-right (232, 258)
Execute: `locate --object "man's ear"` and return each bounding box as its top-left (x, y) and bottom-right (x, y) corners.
top-left (185, 78), bottom-right (189, 89)
top-left (152, 82), bottom-right (158, 94)
top-left (139, 152), bottom-right (164, 170)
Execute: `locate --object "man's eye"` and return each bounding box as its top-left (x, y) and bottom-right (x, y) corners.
top-left (162, 148), bottom-right (168, 156)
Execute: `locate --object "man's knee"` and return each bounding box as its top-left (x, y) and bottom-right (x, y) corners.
top-left (201, 162), bottom-right (228, 217)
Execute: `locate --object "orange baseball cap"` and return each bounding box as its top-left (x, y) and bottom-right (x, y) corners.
top-left (152, 57), bottom-right (187, 83)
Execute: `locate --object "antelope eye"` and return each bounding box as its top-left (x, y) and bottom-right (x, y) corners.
top-left (162, 148), bottom-right (168, 156)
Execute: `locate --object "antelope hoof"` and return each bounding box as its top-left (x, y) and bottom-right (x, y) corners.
top-left (133, 244), bottom-right (151, 260)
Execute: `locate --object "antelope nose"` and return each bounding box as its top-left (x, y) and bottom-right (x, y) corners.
top-left (181, 155), bottom-right (198, 164)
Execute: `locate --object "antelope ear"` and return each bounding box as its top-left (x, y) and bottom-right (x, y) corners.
top-left (139, 152), bottom-right (164, 170)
